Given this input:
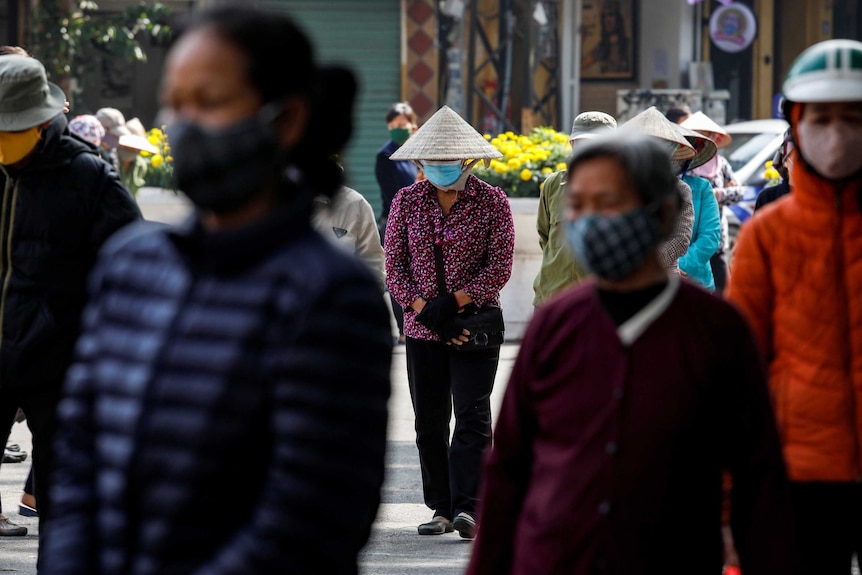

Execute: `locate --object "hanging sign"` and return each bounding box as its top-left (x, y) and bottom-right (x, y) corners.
top-left (709, 3), bottom-right (757, 53)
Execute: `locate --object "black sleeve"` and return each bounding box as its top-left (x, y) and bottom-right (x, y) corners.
top-left (375, 151), bottom-right (400, 220)
top-left (87, 158), bottom-right (143, 253)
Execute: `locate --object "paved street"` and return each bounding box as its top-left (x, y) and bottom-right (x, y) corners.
top-left (0, 343), bottom-right (517, 574)
top-left (358, 344), bottom-right (516, 574)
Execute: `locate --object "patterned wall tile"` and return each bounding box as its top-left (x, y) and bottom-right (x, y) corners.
top-left (405, 0), bottom-right (439, 122)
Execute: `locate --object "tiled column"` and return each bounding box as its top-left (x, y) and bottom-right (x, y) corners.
top-left (405, 0), bottom-right (438, 123)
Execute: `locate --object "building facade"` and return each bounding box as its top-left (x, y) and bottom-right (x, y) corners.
top-left (10, 0), bottom-right (862, 212)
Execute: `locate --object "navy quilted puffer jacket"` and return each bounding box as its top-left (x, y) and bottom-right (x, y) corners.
top-left (41, 202), bottom-right (392, 575)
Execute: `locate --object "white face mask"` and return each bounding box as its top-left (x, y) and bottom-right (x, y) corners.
top-left (797, 120), bottom-right (862, 180)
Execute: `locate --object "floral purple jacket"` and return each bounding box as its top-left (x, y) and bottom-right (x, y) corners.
top-left (384, 175), bottom-right (515, 341)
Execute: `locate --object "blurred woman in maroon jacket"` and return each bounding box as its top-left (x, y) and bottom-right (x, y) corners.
top-left (466, 135), bottom-right (798, 575)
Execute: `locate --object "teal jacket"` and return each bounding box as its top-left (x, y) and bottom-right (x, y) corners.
top-left (679, 174), bottom-right (721, 291)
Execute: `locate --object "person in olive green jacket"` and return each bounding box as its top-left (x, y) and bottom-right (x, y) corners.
top-left (533, 111), bottom-right (617, 305)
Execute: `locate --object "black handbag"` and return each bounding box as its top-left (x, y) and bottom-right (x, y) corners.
top-left (433, 243), bottom-right (504, 351)
top-left (450, 303), bottom-right (505, 350)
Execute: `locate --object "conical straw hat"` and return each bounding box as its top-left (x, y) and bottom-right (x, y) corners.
top-left (621, 107), bottom-right (696, 160)
top-left (681, 111), bottom-right (732, 148)
top-left (388, 105), bottom-right (503, 161)
top-left (676, 124), bottom-right (717, 169)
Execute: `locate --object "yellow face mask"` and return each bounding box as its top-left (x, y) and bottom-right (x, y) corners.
top-left (0, 127), bottom-right (43, 165)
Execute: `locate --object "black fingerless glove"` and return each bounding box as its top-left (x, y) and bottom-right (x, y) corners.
top-left (416, 294), bottom-right (459, 333)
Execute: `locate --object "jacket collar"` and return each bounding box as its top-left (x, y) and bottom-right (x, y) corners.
top-left (168, 190), bottom-right (314, 276)
top-left (617, 275), bottom-right (680, 346)
top-left (790, 149), bottom-right (862, 214)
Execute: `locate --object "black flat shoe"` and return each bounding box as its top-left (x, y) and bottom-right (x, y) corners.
top-left (417, 516), bottom-right (453, 535)
top-left (452, 512), bottom-right (476, 540)
top-left (2, 449), bottom-right (26, 463)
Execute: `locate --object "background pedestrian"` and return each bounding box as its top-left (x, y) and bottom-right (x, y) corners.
top-left (0, 54), bottom-right (140, 554)
top-left (385, 105), bottom-right (514, 540)
top-left (376, 101), bottom-right (420, 343)
top-left (533, 110), bottom-right (616, 306)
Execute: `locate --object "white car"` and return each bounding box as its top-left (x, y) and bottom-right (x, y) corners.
top-left (718, 118), bottom-right (789, 249)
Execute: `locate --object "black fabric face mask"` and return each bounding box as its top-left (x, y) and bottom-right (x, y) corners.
top-left (167, 105), bottom-right (284, 214)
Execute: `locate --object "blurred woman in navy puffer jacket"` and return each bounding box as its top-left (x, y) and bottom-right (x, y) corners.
top-left (41, 6), bottom-right (391, 574)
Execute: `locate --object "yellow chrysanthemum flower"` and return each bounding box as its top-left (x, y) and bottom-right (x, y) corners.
top-left (520, 168), bottom-right (532, 181)
top-left (541, 167), bottom-right (553, 176)
top-left (151, 154), bottom-right (164, 168)
top-left (764, 167), bottom-right (781, 180)
top-left (555, 162), bottom-right (567, 171)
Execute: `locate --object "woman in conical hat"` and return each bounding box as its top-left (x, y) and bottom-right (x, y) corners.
top-left (680, 111), bottom-right (739, 294)
top-left (675, 124), bottom-right (722, 291)
top-left (385, 105), bottom-right (514, 539)
top-left (619, 106), bottom-right (696, 276)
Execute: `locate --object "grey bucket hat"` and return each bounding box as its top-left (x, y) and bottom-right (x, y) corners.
top-left (0, 56), bottom-right (66, 132)
top-left (570, 111), bottom-right (617, 141)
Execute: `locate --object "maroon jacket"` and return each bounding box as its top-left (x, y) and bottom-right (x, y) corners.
top-left (467, 280), bottom-right (799, 575)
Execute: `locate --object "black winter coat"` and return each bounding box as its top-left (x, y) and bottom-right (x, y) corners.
top-left (0, 115), bottom-right (141, 391)
top-left (42, 202), bottom-right (392, 575)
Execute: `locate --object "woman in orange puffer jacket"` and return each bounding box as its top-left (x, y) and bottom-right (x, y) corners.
top-left (728, 39), bottom-right (862, 574)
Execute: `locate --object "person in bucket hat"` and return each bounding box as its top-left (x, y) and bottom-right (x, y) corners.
top-left (0, 55), bottom-right (140, 551)
top-left (68, 114), bottom-right (106, 147)
top-left (533, 110), bottom-right (617, 306)
top-left (728, 38), bottom-right (862, 573)
top-left (385, 105), bottom-right (514, 539)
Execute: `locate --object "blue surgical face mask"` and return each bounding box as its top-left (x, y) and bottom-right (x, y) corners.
top-left (422, 160), bottom-right (464, 188)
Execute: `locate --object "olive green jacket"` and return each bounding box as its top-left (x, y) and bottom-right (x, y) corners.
top-left (532, 170), bottom-right (586, 306)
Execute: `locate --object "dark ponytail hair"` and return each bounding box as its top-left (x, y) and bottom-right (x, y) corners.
top-left (173, 4), bottom-right (356, 199)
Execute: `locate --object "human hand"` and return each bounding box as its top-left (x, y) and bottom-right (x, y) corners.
top-left (440, 316), bottom-right (470, 346)
top-left (447, 328), bottom-right (470, 346)
top-left (416, 294), bottom-right (459, 332)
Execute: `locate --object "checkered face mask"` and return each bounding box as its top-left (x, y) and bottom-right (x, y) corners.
top-left (565, 203), bottom-right (662, 282)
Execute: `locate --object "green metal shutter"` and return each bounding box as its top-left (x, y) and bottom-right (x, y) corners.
top-left (262, 0), bottom-right (402, 217)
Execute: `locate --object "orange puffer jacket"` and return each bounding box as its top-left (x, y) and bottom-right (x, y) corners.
top-left (728, 152), bottom-right (862, 482)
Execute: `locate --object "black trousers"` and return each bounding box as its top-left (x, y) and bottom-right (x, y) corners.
top-left (790, 481), bottom-right (862, 574)
top-left (710, 251), bottom-right (728, 295)
top-left (405, 337), bottom-right (498, 519)
top-left (0, 385), bottom-right (61, 530)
